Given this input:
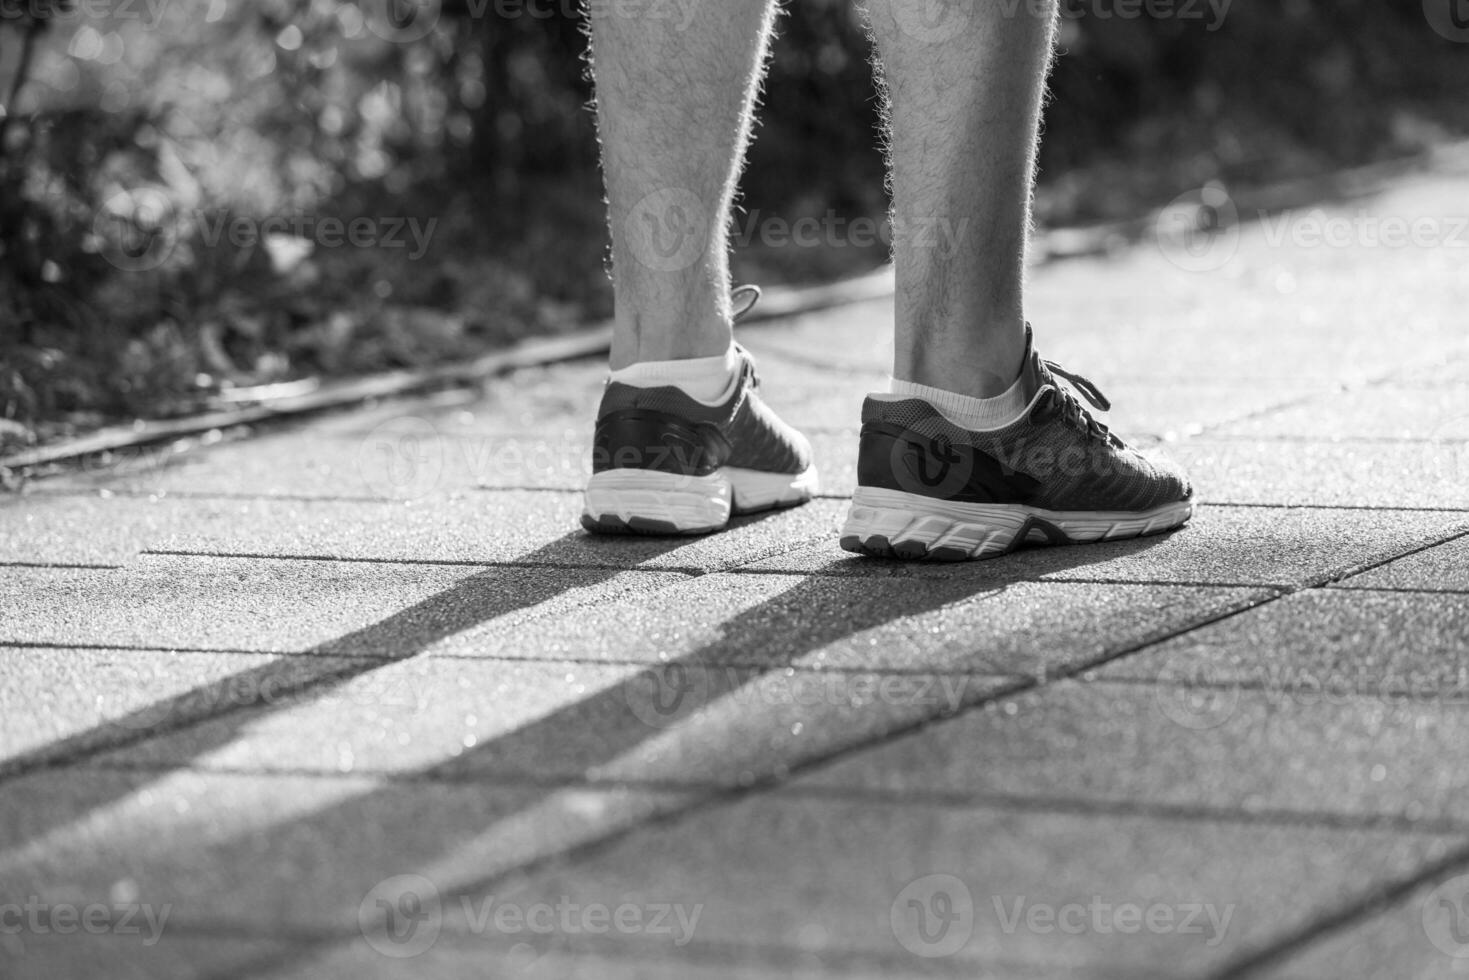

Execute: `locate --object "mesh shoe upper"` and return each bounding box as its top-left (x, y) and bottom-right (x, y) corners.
top-left (593, 347), bottom-right (813, 477)
top-left (858, 330), bottom-right (1193, 513)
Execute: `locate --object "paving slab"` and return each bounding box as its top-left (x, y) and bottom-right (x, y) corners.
top-left (1168, 439), bottom-right (1469, 509)
top-left (1208, 382), bottom-right (1469, 442)
top-left (0, 556), bottom-right (688, 653)
top-left (749, 505), bottom-right (1467, 588)
top-left (434, 572), bottom-right (1258, 674)
top-left (62, 584), bottom-right (1243, 783)
top-left (1095, 589), bottom-right (1469, 696)
top-left (0, 490), bottom-right (845, 568)
top-left (14, 769), bottom-right (1450, 978)
top-left (80, 652), bottom-right (1016, 789)
top-left (796, 676), bottom-right (1469, 828)
top-left (1, 646), bottom-right (298, 768)
top-left (1334, 532), bottom-right (1469, 593)
top-left (23, 426), bottom-right (859, 500)
top-left (0, 769), bottom-right (695, 934)
top-left (433, 789), bottom-right (1465, 978)
top-left (272, 943), bottom-right (912, 980)
top-left (8, 577), bottom-right (1247, 782)
top-left (1253, 872), bottom-right (1469, 980)
top-left (0, 934), bottom-right (294, 980)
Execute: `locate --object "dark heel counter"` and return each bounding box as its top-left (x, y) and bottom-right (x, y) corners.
top-left (592, 410), bottom-right (727, 476)
top-left (858, 419), bottom-right (1037, 503)
top-left (856, 422), bottom-right (908, 492)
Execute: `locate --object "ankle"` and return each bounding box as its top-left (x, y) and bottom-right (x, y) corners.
top-left (609, 343), bottom-right (741, 405)
top-left (896, 346), bottom-right (1027, 399)
top-left (895, 318), bottom-right (1029, 399)
top-left (884, 372), bottom-right (1030, 429)
top-left (609, 314), bottom-right (732, 371)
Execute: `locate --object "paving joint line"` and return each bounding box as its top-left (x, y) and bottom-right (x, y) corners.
top-left (355, 526), bottom-right (1469, 947)
top-left (68, 759), bottom-right (1469, 836)
top-left (1087, 673), bottom-right (1469, 704)
top-left (0, 639), bottom-right (1047, 677)
top-left (11, 516), bottom-right (1465, 974)
top-left (1327, 584), bottom-right (1469, 595)
top-left (24, 519), bottom-right (1457, 974)
top-left (1209, 841), bottom-right (1469, 980)
top-left (197, 591), bottom-right (1285, 979)
top-left (139, 549), bottom-right (712, 576)
top-left (1188, 351), bottom-right (1461, 441)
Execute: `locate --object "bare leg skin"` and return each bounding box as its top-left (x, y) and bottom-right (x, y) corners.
top-left (588, 0), bottom-right (779, 370)
top-left (865, 0), bottom-right (1059, 397)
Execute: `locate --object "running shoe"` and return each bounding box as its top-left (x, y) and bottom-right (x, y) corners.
top-left (582, 293), bottom-right (818, 535)
top-left (840, 326), bottom-right (1193, 560)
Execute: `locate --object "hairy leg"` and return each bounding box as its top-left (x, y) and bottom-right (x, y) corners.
top-left (865, 0), bottom-right (1059, 397)
top-left (589, 0), bottom-right (779, 370)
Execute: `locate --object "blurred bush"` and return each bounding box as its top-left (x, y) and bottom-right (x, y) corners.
top-left (2, 0), bottom-right (1467, 444)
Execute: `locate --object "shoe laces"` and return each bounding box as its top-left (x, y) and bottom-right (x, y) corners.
top-left (1041, 357), bottom-right (1121, 447)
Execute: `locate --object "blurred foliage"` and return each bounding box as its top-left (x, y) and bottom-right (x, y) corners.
top-left (2, 0), bottom-right (1467, 445)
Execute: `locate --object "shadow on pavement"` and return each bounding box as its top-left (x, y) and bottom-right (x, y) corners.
top-left (0, 523), bottom-right (1180, 977)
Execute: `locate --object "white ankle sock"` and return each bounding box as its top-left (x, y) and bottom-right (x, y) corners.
top-left (882, 373), bottom-right (1030, 430)
top-left (609, 346), bottom-right (741, 406)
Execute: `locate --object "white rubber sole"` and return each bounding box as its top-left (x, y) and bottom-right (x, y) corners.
top-left (583, 465), bottom-right (820, 535)
top-left (840, 486), bottom-right (1194, 561)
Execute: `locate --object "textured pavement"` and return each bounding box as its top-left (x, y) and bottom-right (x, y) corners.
top-left (4, 165), bottom-right (1469, 979)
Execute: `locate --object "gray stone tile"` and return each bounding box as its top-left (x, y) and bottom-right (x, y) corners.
top-left (1208, 383), bottom-right (1469, 442)
top-left (0, 491), bottom-right (844, 569)
top-left (0, 645), bottom-right (289, 766)
top-left (1170, 439), bottom-right (1469, 509)
top-left (69, 585), bottom-right (1235, 784)
top-left (0, 769), bottom-right (696, 932)
top-left (0, 933), bottom-right (294, 980)
top-left (1335, 533), bottom-right (1469, 593)
top-left (1095, 590), bottom-right (1469, 696)
top-left (448, 572), bottom-right (1258, 675)
top-left (798, 675), bottom-right (1469, 827)
top-left (33, 426), bottom-right (593, 499)
top-left (275, 943), bottom-right (905, 980)
top-left (750, 505), bottom-right (1466, 588)
top-left (0, 556), bottom-right (688, 653)
top-left (29, 428), bottom-right (860, 502)
top-left (478, 790), bottom-right (1463, 977)
top-left (1253, 873), bottom-right (1469, 980)
top-left (85, 652), bottom-right (1014, 789)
